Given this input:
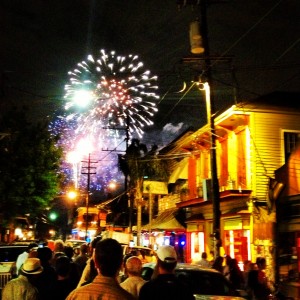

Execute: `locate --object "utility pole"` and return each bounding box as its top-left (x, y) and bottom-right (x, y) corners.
top-left (81, 153), bottom-right (97, 241)
top-left (199, 0), bottom-right (221, 259)
top-left (102, 117), bottom-right (131, 237)
top-left (126, 116), bottom-right (134, 236)
top-left (178, 0), bottom-right (221, 257)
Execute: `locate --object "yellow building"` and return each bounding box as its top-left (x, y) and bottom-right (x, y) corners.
top-left (148, 92), bottom-right (300, 281)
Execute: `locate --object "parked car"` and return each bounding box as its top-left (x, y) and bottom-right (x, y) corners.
top-left (122, 245), bottom-right (156, 263)
top-left (0, 245), bottom-right (29, 292)
top-left (141, 262), bottom-right (247, 300)
top-left (65, 239), bottom-right (89, 256)
top-left (65, 239), bottom-right (87, 249)
top-left (0, 245), bottom-right (28, 264)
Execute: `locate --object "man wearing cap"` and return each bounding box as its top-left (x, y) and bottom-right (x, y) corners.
top-left (139, 245), bottom-right (195, 300)
top-left (2, 257), bottom-right (43, 300)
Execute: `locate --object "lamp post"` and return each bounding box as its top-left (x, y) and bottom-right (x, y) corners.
top-left (197, 81), bottom-right (221, 258)
top-left (179, 0), bottom-right (221, 257)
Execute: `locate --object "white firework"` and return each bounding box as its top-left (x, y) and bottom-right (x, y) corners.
top-left (64, 49), bottom-right (159, 137)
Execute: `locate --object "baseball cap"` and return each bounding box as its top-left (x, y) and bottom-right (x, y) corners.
top-left (157, 245), bottom-right (177, 263)
top-left (20, 258), bottom-right (43, 275)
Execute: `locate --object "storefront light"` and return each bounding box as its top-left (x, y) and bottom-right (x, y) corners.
top-left (156, 236), bottom-right (163, 246)
top-left (79, 231), bottom-right (85, 238)
top-left (89, 230), bottom-right (96, 237)
top-left (15, 228), bottom-right (22, 237)
top-left (229, 230), bottom-right (234, 257)
top-left (164, 237), bottom-right (170, 246)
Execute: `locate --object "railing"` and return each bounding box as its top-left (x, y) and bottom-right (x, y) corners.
top-left (0, 273), bottom-right (11, 289)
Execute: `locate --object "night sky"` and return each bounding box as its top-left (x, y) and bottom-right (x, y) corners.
top-left (1, 0), bottom-right (299, 146)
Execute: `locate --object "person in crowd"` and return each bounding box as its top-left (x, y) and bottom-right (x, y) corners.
top-left (211, 255), bottom-right (224, 273)
top-left (64, 245), bottom-right (81, 288)
top-left (244, 261), bottom-right (258, 298)
top-left (138, 245), bottom-right (195, 300)
top-left (28, 247), bottom-right (39, 259)
top-left (196, 251), bottom-right (211, 268)
top-left (66, 238), bottom-right (135, 300)
top-left (53, 239), bottom-right (65, 254)
top-left (227, 258), bottom-right (244, 290)
top-left (2, 258), bottom-right (43, 300)
top-left (64, 245), bottom-right (75, 261)
top-left (50, 239), bottom-right (65, 266)
top-left (209, 250), bottom-right (215, 266)
top-left (247, 257), bottom-right (274, 300)
top-left (223, 255), bottom-right (232, 279)
top-left (256, 257), bottom-right (274, 299)
top-left (35, 246), bottom-right (57, 300)
top-left (74, 243), bottom-right (89, 275)
top-left (51, 251), bottom-right (65, 267)
top-left (138, 249), bottom-right (148, 264)
top-left (52, 255), bottom-right (76, 300)
top-left (120, 256), bottom-right (146, 298)
top-left (118, 252), bottom-right (134, 283)
top-left (76, 236), bottom-right (101, 287)
top-left (15, 242), bottom-right (38, 275)
top-left (242, 260), bottom-right (253, 289)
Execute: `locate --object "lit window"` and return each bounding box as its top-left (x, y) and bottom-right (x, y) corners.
top-left (284, 131), bottom-right (300, 162)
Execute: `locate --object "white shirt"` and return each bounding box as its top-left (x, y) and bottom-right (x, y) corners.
top-left (120, 276), bottom-right (146, 298)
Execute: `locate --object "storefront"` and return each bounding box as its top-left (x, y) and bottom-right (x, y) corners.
top-left (141, 207), bottom-right (187, 260)
top-left (223, 216), bottom-right (251, 263)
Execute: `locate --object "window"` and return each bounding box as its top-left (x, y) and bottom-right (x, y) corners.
top-left (284, 131), bottom-right (300, 162)
top-left (236, 129), bottom-right (247, 189)
top-left (219, 138), bottom-right (228, 188)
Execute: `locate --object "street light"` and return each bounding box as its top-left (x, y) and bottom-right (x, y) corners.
top-left (197, 81), bottom-right (221, 258)
top-left (67, 191), bottom-right (77, 200)
top-left (182, 0), bottom-right (221, 257)
top-left (189, 20), bottom-right (205, 54)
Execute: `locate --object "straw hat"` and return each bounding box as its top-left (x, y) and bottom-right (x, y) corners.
top-left (20, 258), bottom-right (43, 275)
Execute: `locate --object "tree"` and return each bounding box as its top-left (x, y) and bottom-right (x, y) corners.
top-left (0, 106), bottom-right (63, 226)
top-left (118, 138), bottom-right (168, 245)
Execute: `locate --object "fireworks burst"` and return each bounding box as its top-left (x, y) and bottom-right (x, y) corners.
top-left (64, 49), bottom-right (159, 137)
top-left (49, 116), bottom-right (125, 192)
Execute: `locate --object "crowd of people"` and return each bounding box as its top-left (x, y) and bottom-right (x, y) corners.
top-left (1, 238), bottom-right (158, 300)
top-left (2, 238), bottom-right (275, 300)
top-left (194, 251), bottom-right (276, 300)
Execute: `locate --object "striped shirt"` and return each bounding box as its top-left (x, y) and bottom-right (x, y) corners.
top-left (2, 275), bottom-right (39, 300)
top-left (66, 274), bottom-right (135, 300)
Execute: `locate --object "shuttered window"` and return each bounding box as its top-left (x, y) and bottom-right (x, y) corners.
top-left (284, 131), bottom-right (300, 162)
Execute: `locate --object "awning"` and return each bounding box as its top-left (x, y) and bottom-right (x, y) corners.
top-left (168, 157), bottom-right (189, 183)
top-left (142, 207), bottom-right (185, 231)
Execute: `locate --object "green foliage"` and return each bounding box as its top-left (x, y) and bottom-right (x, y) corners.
top-left (0, 107), bottom-right (63, 223)
top-left (118, 139), bottom-right (168, 191)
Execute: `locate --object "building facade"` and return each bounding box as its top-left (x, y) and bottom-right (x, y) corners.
top-left (146, 92), bottom-right (300, 280)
